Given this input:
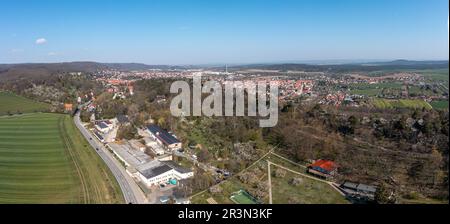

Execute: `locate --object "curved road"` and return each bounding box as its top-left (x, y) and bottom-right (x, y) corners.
top-left (74, 112), bottom-right (147, 204)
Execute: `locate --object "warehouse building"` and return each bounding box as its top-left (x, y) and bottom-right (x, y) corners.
top-left (147, 125), bottom-right (182, 151)
top-left (136, 160), bottom-right (193, 188)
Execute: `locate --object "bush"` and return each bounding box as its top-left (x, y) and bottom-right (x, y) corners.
top-left (274, 169), bottom-right (287, 178)
top-left (209, 185), bottom-right (223, 195)
top-left (290, 177), bottom-right (303, 186)
top-left (116, 125), bottom-right (137, 140)
top-left (403, 191), bottom-right (419, 200)
top-left (80, 110), bottom-right (91, 123)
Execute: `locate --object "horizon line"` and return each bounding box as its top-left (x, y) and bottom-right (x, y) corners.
top-left (1, 58), bottom-right (449, 67)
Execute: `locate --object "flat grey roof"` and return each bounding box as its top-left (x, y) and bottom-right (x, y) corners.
top-left (109, 143), bottom-right (151, 168)
top-left (357, 184), bottom-right (377, 193)
top-left (342, 181), bottom-right (358, 189)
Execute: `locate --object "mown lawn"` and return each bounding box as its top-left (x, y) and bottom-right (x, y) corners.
top-left (0, 92), bottom-right (49, 115)
top-left (0, 113), bottom-right (124, 204)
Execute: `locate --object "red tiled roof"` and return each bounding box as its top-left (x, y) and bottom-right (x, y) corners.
top-left (310, 160), bottom-right (337, 172)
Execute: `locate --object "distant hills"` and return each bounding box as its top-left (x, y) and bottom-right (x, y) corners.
top-left (0, 62), bottom-right (196, 81)
top-left (228, 60), bottom-right (449, 73)
top-left (0, 60), bottom-right (448, 81)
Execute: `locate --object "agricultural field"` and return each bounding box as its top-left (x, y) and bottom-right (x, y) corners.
top-left (349, 82), bottom-right (404, 96)
top-left (0, 92), bottom-right (50, 115)
top-left (416, 69), bottom-right (449, 84)
top-left (430, 100), bottom-right (449, 110)
top-left (407, 86), bottom-right (439, 97)
top-left (372, 98), bottom-right (432, 110)
top-left (0, 113), bottom-right (124, 204)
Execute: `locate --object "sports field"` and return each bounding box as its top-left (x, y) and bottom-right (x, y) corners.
top-left (0, 92), bottom-right (49, 115)
top-left (230, 190), bottom-right (259, 204)
top-left (0, 113), bottom-right (124, 204)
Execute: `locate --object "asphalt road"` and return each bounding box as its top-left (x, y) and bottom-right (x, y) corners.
top-left (74, 112), bottom-right (147, 204)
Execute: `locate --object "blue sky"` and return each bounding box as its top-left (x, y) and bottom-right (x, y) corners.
top-left (1, 0), bottom-right (448, 65)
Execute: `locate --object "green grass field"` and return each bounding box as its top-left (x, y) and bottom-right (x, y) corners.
top-left (270, 170), bottom-right (348, 204)
top-left (0, 92), bottom-right (50, 115)
top-left (408, 86), bottom-right (441, 97)
top-left (349, 82), bottom-right (403, 96)
top-left (0, 113), bottom-right (124, 204)
top-left (430, 100), bottom-right (449, 110)
top-left (372, 99), bottom-right (432, 110)
top-left (417, 69), bottom-right (449, 83)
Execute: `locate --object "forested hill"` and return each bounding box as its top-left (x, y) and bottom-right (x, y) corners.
top-left (0, 62), bottom-right (106, 82)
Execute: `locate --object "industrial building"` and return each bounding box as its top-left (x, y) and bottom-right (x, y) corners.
top-left (136, 160), bottom-right (194, 188)
top-left (147, 125), bottom-right (182, 152)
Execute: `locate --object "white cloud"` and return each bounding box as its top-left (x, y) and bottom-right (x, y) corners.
top-left (35, 38), bottom-right (47, 45)
top-left (48, 52), bottom-right (57, 56)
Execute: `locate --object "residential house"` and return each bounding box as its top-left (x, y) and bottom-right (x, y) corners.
top-left (307, 159), bottom-right (337, 179)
